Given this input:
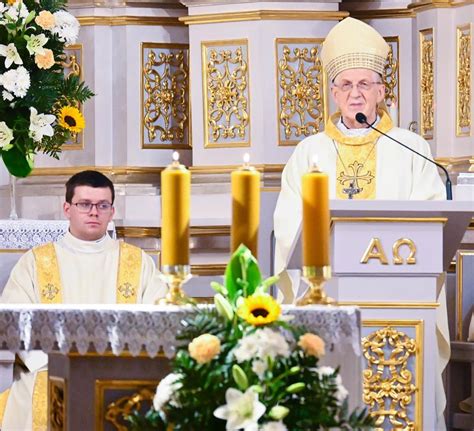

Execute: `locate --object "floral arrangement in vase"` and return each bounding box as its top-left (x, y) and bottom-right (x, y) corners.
top-left (126, 245), bottom-right (374, 430)
top-left (0, 0), bottom-right (93, 177)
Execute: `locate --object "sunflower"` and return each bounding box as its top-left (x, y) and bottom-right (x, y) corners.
top-left (237, 294), bottom-right (281, 326)
top-left (58, 106), bottom-right (85, 133)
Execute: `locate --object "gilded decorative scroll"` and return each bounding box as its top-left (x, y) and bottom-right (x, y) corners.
top-left (95, 379), bottom-right (157, 431)
top-left (383, 37), bottom-right (399, 125)
top-left (419, 29), bottom-right (434, 140)
top-left (61, 44), bottom-right (83, 150)
top-left (202, 40), bottom-right (250, 148)
top-left (141, 43), bottom-right (190, 149)
top-left (275, 38), bottom-right (325, 146)
top-left (49, 376), bottom-right (66, 431)
top-left (456, 25), bottom-right (471, 137)
top-left (362, 320), bottom-right (423, 431)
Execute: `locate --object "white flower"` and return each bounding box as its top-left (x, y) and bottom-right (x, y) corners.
top-left (153, 373), bottom-right (182, 412)
top-left (233, 328), bottom-right (290, 364)
top-left (29, 107), bottom-right (55, 142)
top-left (0, 121), bottom-right (14, 150)
top-left (0, 43), bottom-right (22, 68)
top-left (25, 34), bottom-right (48, 56)
top-left (2, 90), bottom-right (13, 101)
top-left (214, 387), bottom-right (266, 430)
top-left (4, 1), bottom-right (28, 22)
top-left (260, 422), bottom-right (288, 431)
top-left (251, 359), bottom-right (267, 379)
top-left (314, 366), bottom-right (348, 405)
top-left (52, 11), bottom-right (79, 45)
top-left (0, 66), bottom-right (30, 98)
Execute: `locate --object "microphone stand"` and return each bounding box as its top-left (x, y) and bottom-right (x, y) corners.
top-left (355, 113), bottom-right (452, 200)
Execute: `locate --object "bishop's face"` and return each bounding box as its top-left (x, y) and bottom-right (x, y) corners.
top-left (330, 68), bottom-right (386, 129)
top-left (63, 185), bottom-right (115, 241)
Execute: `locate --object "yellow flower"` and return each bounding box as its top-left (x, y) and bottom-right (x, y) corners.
top-left (188, 334), bottom-right (221, 364)
top-left (237, 294), bottom-right (281, 326)
top-left (35, 49), bottom-right (55, 70)
top-left (58, 106), bottom-right (85, 133)
top-left (35, 11), bottom-right (56, 30)
top-left (298, 333), bottom-right (325, 358)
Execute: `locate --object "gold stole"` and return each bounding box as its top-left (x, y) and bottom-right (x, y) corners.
top-left (325, 110), bottom-right (394, 200)
top-left (29, 240), bottom-right (142, 428)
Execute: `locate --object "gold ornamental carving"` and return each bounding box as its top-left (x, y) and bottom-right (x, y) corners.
top-left (392, 238), bottom-right (417, 265)
top-left (142, 43), bottom-right (190, 149)
top-left (419, 29), bottom-right (434, 140)
top-left (276, 39), bottom-right (325, 146)
top-left (60, 44), bottom-right (83, 150)
top-left (49, 376), bottom-right (66, 431)
top-left (362, 321), bottom-right (423, 430)
top-left (202, 40), bottom-right (250, 148)
top-left (383, 37), bottom-right (399, 123)
top-left (360, 238), bottom-right (389, 265)
top-left (105, 387), bottom-right (155, 430)
top-left (456, 24), bottom-right (471, 137)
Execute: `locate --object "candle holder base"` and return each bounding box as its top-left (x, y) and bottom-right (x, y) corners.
top-left (157, 265), bottom-right (194, 305)
top-left (296, 265), bottom-right (335, 306)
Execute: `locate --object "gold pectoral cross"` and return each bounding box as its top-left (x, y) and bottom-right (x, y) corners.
top-left (337, 161), bottom-right (375, 200)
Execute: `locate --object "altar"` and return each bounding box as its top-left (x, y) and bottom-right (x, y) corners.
top-left (0, 304), bottom-right (361, 430)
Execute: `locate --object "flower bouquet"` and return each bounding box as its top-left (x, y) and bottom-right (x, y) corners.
top-left (0, 0), bottom-right (93, 177)
top-left (126, 245), bottom-right (374, 430)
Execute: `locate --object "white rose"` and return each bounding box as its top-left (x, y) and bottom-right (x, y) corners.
top-left (52, 11), bottom-right (79, 45)
top-left (0, 121), bottom-right (14, 150)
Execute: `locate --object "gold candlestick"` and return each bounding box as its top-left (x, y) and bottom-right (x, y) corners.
top-left (158, 265), bottom-right (193, 305)
top-left (296, 265), bottom-right (335, 306)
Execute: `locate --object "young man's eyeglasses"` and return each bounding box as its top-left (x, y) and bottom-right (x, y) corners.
top-left (71, 201), bottom-right (113, 213)
top-left (333, 81), bottom-right (383, 92)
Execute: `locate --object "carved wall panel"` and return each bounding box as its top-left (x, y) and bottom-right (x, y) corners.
top-left (141, 43), bottom-right (190, 149)
top-left (456, 24), bottom-right (471, 137)
top-left (362, 320), bottom-right (423, 431)
top-left (61, 44), bottom-right (84, 150)
top-left (419, 29), bottom-right (434, 140)
top-left (202, 40), bottom-right (250, 148)
top-left (275, 38), bottom-right (325, 146)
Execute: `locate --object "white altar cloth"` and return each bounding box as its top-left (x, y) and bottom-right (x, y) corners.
top-left (0, 304), bottom-right (360, 358)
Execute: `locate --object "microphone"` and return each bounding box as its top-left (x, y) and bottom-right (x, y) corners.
top-left (355, 112), bottom-right (452, 200)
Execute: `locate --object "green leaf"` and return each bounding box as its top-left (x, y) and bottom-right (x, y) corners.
top-left (1, 146), bottom-right (33, 177)
top-left (224, 244), bottom-right (262, 304)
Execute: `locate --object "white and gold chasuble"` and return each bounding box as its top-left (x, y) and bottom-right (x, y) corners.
top-left (274, 109), bottom-right (445, 299)
top-left (0, 231), bottom-right (166, 430)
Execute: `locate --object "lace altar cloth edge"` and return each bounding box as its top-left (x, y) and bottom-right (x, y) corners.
top-left (0, 304), bottom-right (361, 358)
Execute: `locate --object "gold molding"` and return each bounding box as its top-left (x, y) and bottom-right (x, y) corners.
top-left (115, 225), bottom-right (230, 238)
top-left (30, 166), bottom-right (165, 176)
top-left (95, 379), bottom-right (157, 431)
top-left (456, 24), bottom-right (472, 137)
top-left (202, 39), bottom-right (251, 148)
top-left (331, 217), bottom-right (448, 224)
top-left (419, 28), bottom-right (435, 140)
top-left (435, 155), bottom-right (474, 165)
top-left (191, 263), bottom-right (226, 275)
top-left (190, 163), bottom-right (284, 174)
top-left (456, 250), bottom-right (474, 340)
top-left (180, 10), bottom-right (349, 25)
top-left (141, 42), bottom-right (191, 149)
top-left (340, 301), bottom-right (439, 308)
top-left (362, 319), bottom-right (423, 430)
top-left (0, 248), bottom-right (27, 253)
top-left (77, 16), bottom-right (184, 26)
top-left (348, 9), bottom-right (416, 19)
top-left (384, 36), bottom-right (400, 125)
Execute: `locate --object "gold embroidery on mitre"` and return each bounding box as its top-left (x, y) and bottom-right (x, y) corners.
top-left (33, 243), bottom-right (63, 304)
top-left (0, 388), bottom-right (10, 424)
top-left (32, 370), bottom-right (48, 431)
top-left (116, 242), bottom-right (142, 303)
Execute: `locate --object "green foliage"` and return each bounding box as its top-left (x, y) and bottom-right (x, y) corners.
top-left (126, 246), bottom-right (375, 430)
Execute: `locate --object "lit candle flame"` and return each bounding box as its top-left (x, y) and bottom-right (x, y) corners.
top-left (172, 151), bottom-right (180, 162)
top-left (312, 154), bottom-right (319, 168)
top-left (243, 153), bottom-right (250, 164)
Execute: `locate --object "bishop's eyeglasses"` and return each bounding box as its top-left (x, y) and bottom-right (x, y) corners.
top-left (332, 81), bottom-right (383, 92)
top-left (71, 201), bottom-right (113, 213)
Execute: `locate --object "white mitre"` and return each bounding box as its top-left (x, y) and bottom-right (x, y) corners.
top-left (320, 17), bottom-right (390, 81)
